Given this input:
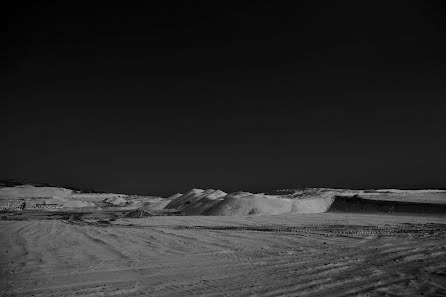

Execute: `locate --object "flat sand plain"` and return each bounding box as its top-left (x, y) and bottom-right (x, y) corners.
top-left (1, 213), bottom-right (446, 297)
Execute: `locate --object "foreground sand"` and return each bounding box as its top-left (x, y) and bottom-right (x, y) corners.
top-left (1, 213), bottom-right (446, 296)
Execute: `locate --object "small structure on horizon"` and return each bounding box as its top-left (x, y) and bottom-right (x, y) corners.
top-left (0, 200), bottom-right (25, 211)
top-left (24, 200), bottom-right (63, 210)
top-left (35, 203), bottom-right (62, 209)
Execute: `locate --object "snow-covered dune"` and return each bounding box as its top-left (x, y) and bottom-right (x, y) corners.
top-left (2, 183), bottom-right (446, 215)
top-left (0, 185), bottom-right (128, 209)
top-left (164, 188), bottom-right (446, 216)
top-left (165, 189), bottom-right (227, 215)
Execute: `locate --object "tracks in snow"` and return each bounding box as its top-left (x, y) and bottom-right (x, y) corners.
top-left (71, 219), bottom-right (446, 240)
top-left (1, 219), bottom-right (446, 296)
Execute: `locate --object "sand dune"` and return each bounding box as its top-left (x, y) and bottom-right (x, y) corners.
top-left (165, 188), bottom-right (446, 216)
top-left (2, 184), bottom-right (446, 215)
top-left (166, 190), bottom-right (333, 216)
top-left (0, 185), bottom-right (131, 209)
top-left (61, 200), bottom-right (96, 208)
top-left (104, 196), bottom-right (128, 206)
top-left (204, 192), bottom-right (294, 216)
top-left (330, 195), bottom-right (446, 214)
top-left (166, 193), bottom-right (182, 200)
top-left (165, 189), bottom-right (227, 215)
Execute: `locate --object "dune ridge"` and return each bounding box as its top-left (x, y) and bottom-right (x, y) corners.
top-left (165, 188), bottom-right (446, 216)
top-left (1, 184), bottom-right (446, 215)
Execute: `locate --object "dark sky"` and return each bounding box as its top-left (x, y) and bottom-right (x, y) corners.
top-left (1, 1), bottom-right (445, 195)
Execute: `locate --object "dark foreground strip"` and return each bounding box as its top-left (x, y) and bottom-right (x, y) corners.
top-left (167, 224), bottom-right (446, 239)
top-left (62, 219), bottom-right (446, 240)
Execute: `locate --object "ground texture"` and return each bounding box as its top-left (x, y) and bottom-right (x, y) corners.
top-left (1, 213), bottom-right (446, 297)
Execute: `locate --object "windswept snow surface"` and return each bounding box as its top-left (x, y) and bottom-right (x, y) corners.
top-left (1, 185), bottom-right (446, 214)
top-left (0, 185), bottom-right (129, 209)
top-left (1, 213), bottom-right (446, 297)
top-left (165, 188), bottom-right (446, 216)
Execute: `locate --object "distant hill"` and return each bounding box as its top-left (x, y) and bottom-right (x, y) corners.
top-left (0, 179), bottom-right (104, 193)
top-left (0, 179), bottom-right (58, 188)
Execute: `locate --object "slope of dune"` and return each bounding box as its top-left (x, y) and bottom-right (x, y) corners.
top-left (165, 188), bottom-right (446, 216)
top-left (103, 196), bottom-right (128, 206)
top-left (166, 193), bottom-right (182, 200)
top-left (202, 192), bottom-right (336, 216)
top-left (329, 195), bottom-right (446, 214)
top-left (164, 189), bottom-right (341, 216)
top-left (264, 188), bottom-right (346, 199)
top-left (165, 188), bottom-right (205, 209)
top-left (181, 190), bottom-right (227, 215)
top-left (2, 183), bottom-right (446, 215)
top-left (143, 198), bottom-right (172, 210)
top-left (163, 189), bottom-right (227, 215)
top-left (62, 200), bottom-right (96, 208)
top-left (0, 185), bottom-right (130, 209)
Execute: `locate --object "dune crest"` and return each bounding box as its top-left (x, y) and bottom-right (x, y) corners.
top-left (165, 188), bottom-right (446, 216)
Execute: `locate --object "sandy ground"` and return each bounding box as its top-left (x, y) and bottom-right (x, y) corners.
top-left (1, 213), bottom-right (446, 297)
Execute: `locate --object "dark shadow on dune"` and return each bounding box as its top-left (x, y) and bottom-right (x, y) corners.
top-left (329, 195), bottom-right (446, 215)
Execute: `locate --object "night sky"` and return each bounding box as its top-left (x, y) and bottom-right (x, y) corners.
top-left (2, 1), bottom-right (445, 196)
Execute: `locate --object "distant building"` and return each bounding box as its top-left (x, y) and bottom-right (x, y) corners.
top-left (24, 200), bottom-right (62, 210)
top-left (0, 201), bottom-right (9, 210)
top-left (0, 200), bottom-right (25, 211)
top-left (36, 203), bottom-right (62, 209)
top-left (24, 200), bottom-right (38, 210)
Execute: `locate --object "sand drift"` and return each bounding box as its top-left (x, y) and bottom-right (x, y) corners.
top-left (1, 184), bottom-right (446, 296)
top-left (165, 188), bottom-right (446, 216)
top-left (1, 184), bottom-right (445, 216)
